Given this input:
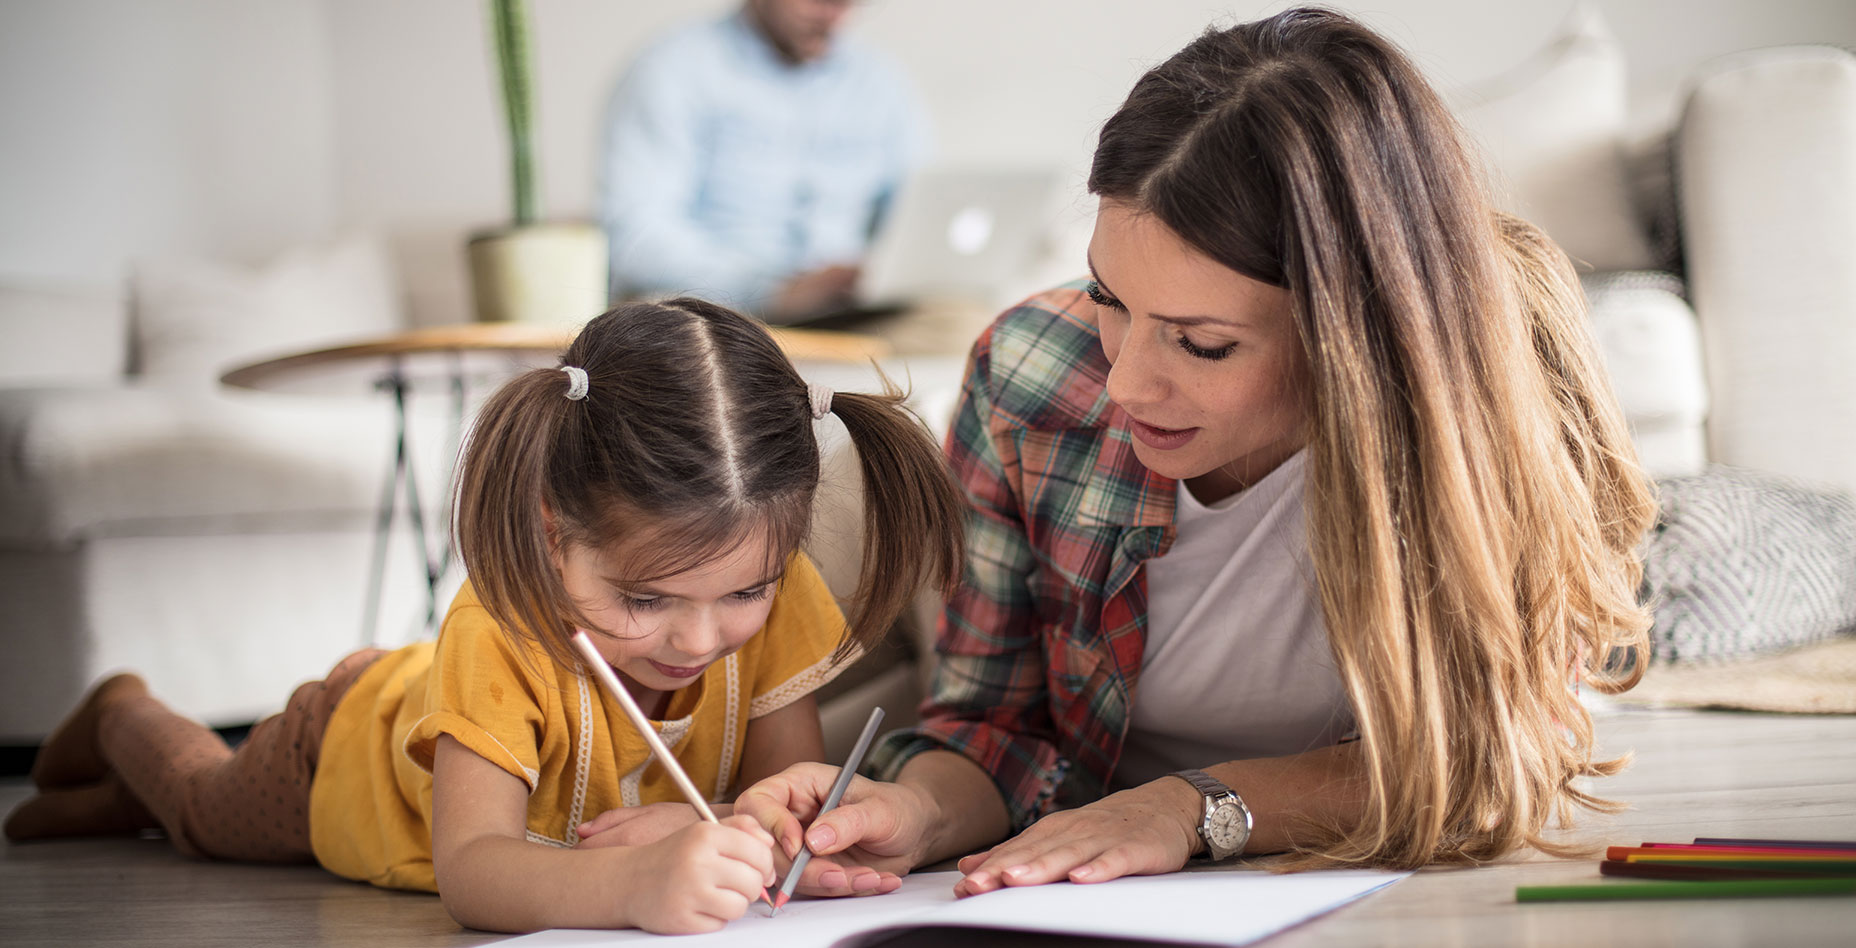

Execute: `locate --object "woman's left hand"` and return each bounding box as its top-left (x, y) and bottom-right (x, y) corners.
top-left (952, 779), bottom-right (1202, 896)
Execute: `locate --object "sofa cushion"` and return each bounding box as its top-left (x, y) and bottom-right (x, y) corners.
top-left (1454, 4), bottom-right (1656, 272)
top-left (0, 386), bottom-right (399, 546)
top-left (1583, 271), bottom-right (1707, 478)
top-left (131, 235), bottom-right (405, 390)
top-left (1677, 45), bottom-right (1856, 500)
top-left (0, 283), bottom-right (127, 387)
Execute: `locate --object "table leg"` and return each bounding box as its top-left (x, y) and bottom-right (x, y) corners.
top-left (361, 362), bottom-right (411, 647)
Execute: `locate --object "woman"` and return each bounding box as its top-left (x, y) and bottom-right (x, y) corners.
top-left (741, 7), bottom-right (1653, 893)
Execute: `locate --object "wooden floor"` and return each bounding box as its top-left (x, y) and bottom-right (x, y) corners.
top-left (2, 707), bottom-right (1853, 947)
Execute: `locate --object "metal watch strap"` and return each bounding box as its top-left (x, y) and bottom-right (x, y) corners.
top-left (1170, 768), bottom-right (1252, 860)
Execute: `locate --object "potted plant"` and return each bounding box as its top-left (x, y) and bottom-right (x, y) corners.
top-left (467, 0), bottom-right (608, 326)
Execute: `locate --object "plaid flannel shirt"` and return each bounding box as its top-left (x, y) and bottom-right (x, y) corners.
top-left (866, 282), bottom-right (1183, 831)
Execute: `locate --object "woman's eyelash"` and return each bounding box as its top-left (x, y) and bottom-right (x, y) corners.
top-left (1084, 280), bottom-right (1122, 310)
top-left (1178, 336), bottom-right (1238, 361)
top-left (1088, 279), bottom-right (1234, 360)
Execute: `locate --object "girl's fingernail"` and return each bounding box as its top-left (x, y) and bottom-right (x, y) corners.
top-left (1004, 864), bottom-right (1029, 879)
top-left (1072, 866), bottom-right (1094, 880)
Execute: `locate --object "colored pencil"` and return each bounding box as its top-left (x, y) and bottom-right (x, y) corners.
top-left (569, 631), bottom-right (774, 911)
top-left (1621, 854), bottom-right (1856, 869)
top-left (1515, 877), bottom-right (1856, 902)
top-left (1628, 859), bottom-right (1856, 875)
top-left (1600, 860), bottom-right (1854, 881)
top-left (1610, 847), bottom-right (1856, 861)
top-left (1695, 837), bottom-right (1856, 850)
top-left (770, 705), bottom-right (886, 914)
top-left (1632, 842), bottom-right (1856, 858)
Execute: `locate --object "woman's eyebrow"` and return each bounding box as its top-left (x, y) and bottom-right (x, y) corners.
top-left (1085, 254), bottom-right (1249, 329)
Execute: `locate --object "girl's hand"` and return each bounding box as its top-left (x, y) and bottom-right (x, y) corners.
top-left (735, 763), bottom-right (926, 897)
top-left (574, 802), bottom-right (710, 849)
top-left (622, 815), bottom-right (777, 934)
top-left (951, 780), bottom-right (1201, 897)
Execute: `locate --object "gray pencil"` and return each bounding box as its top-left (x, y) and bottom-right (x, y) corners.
top-left (771, 705), bottom-right (886, 913)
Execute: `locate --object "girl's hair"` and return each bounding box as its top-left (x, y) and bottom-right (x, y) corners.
top-left (453, 297), bottom-right (963, 671)
top-left (1089, 8), bottom-right (1655, 869)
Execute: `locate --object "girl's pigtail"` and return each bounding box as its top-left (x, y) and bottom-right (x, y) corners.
top-left (826, 385), bottom-right (965, 660)
top-left (454, 366), bottom-right (582, 670)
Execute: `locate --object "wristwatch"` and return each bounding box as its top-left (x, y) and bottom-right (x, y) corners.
top-left (1170, 769), bottom-right (1253, 861)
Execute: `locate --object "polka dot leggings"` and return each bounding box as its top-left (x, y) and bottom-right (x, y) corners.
top-left (98, 648), bottom-right (387, 862)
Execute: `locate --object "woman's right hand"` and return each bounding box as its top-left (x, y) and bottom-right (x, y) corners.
top-left (735, 763), bottom-right (931, 896)
top-left (619, 815), bottom-right (776, 934)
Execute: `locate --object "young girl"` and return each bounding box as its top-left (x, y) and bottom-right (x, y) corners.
top-left (4, 297), bottom-right (964, 934)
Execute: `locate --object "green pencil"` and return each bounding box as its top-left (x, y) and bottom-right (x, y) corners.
top-left (1516, 877), bottom-right (1856, 902)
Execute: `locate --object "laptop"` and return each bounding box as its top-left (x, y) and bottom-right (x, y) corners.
top-left (779, 165), bottom-right (1070, 327)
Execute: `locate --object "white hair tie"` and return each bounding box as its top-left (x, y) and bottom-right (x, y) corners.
top-left (807, 382), bottom-right (834, 420)
top-left (561, 365), bottom-right (589, 401)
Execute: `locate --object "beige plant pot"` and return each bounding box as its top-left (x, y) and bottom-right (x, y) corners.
top-left (467, 222), bottom-right (609, 326)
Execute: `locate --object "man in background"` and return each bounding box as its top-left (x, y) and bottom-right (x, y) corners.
top-left (599, 0), bottom-right (928, 322)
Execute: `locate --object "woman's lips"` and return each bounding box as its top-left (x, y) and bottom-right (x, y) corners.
top-left (1130, 418), bottom-right (1200, 450)
top-left (648, 660), bottom-right (707, 679)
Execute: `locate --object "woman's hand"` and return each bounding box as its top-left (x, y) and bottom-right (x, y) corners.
top-left (620, 815), bottom-right (777, 934)
top-left (573, 802), bottom-right (712, 850)
top-left (952, 778), bottom-right (1201, 897)
top-left (735, 763), bottom-right (931, 897)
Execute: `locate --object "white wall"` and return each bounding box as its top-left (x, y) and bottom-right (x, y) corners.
top-left (321, 0), bottom-right (1856, 324)
top-left (0, 0), bottom-right (336, 285)
top-left (3, 0), bottom-right (1853, 316)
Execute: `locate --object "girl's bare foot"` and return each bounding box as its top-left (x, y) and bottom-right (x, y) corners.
top-left (29, 673), bottom-right (149, 790)
top-left (3, 773), bottom-right (158, 841)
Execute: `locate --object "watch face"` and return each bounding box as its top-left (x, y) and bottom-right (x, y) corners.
top-left (1206, 802), bottom-right (1247, 851)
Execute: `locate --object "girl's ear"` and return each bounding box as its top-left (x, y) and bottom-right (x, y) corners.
top-left (541, 501), bottom-right (565, 569)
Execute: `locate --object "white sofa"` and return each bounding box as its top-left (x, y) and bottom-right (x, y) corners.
top-left (0, 242), bottom-right (431, 743)
top-left (4, 31), bottom-right (1854, 750)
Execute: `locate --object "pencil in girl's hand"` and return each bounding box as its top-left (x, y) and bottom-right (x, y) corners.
top-left (569, 631), bottom-right (774, 911)
top-left (771, 705), bottom-right (886, 914)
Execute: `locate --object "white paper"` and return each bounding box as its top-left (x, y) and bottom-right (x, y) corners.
top-left (500, 866), bottom-right (1408, 947)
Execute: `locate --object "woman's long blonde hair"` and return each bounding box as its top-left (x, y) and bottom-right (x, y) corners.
top-left (1089, 8), bottom-right (1655, 867)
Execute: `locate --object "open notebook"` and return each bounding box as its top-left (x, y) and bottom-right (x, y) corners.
top-left (502, 866), bottom-right (1408, 947)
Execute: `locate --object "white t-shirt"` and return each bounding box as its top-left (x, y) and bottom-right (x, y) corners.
top-left (1111, 450), bottom-right (1356, 791)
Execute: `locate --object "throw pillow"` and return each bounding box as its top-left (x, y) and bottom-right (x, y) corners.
top-left (131, 235), bottom-right (404, 390)
top-left (1640, 466), bottom-right (1856, 665)
top-left (1453, 3), bottom-right (1657, 272)
top-left (0, 282), bottom-right (128, 387)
